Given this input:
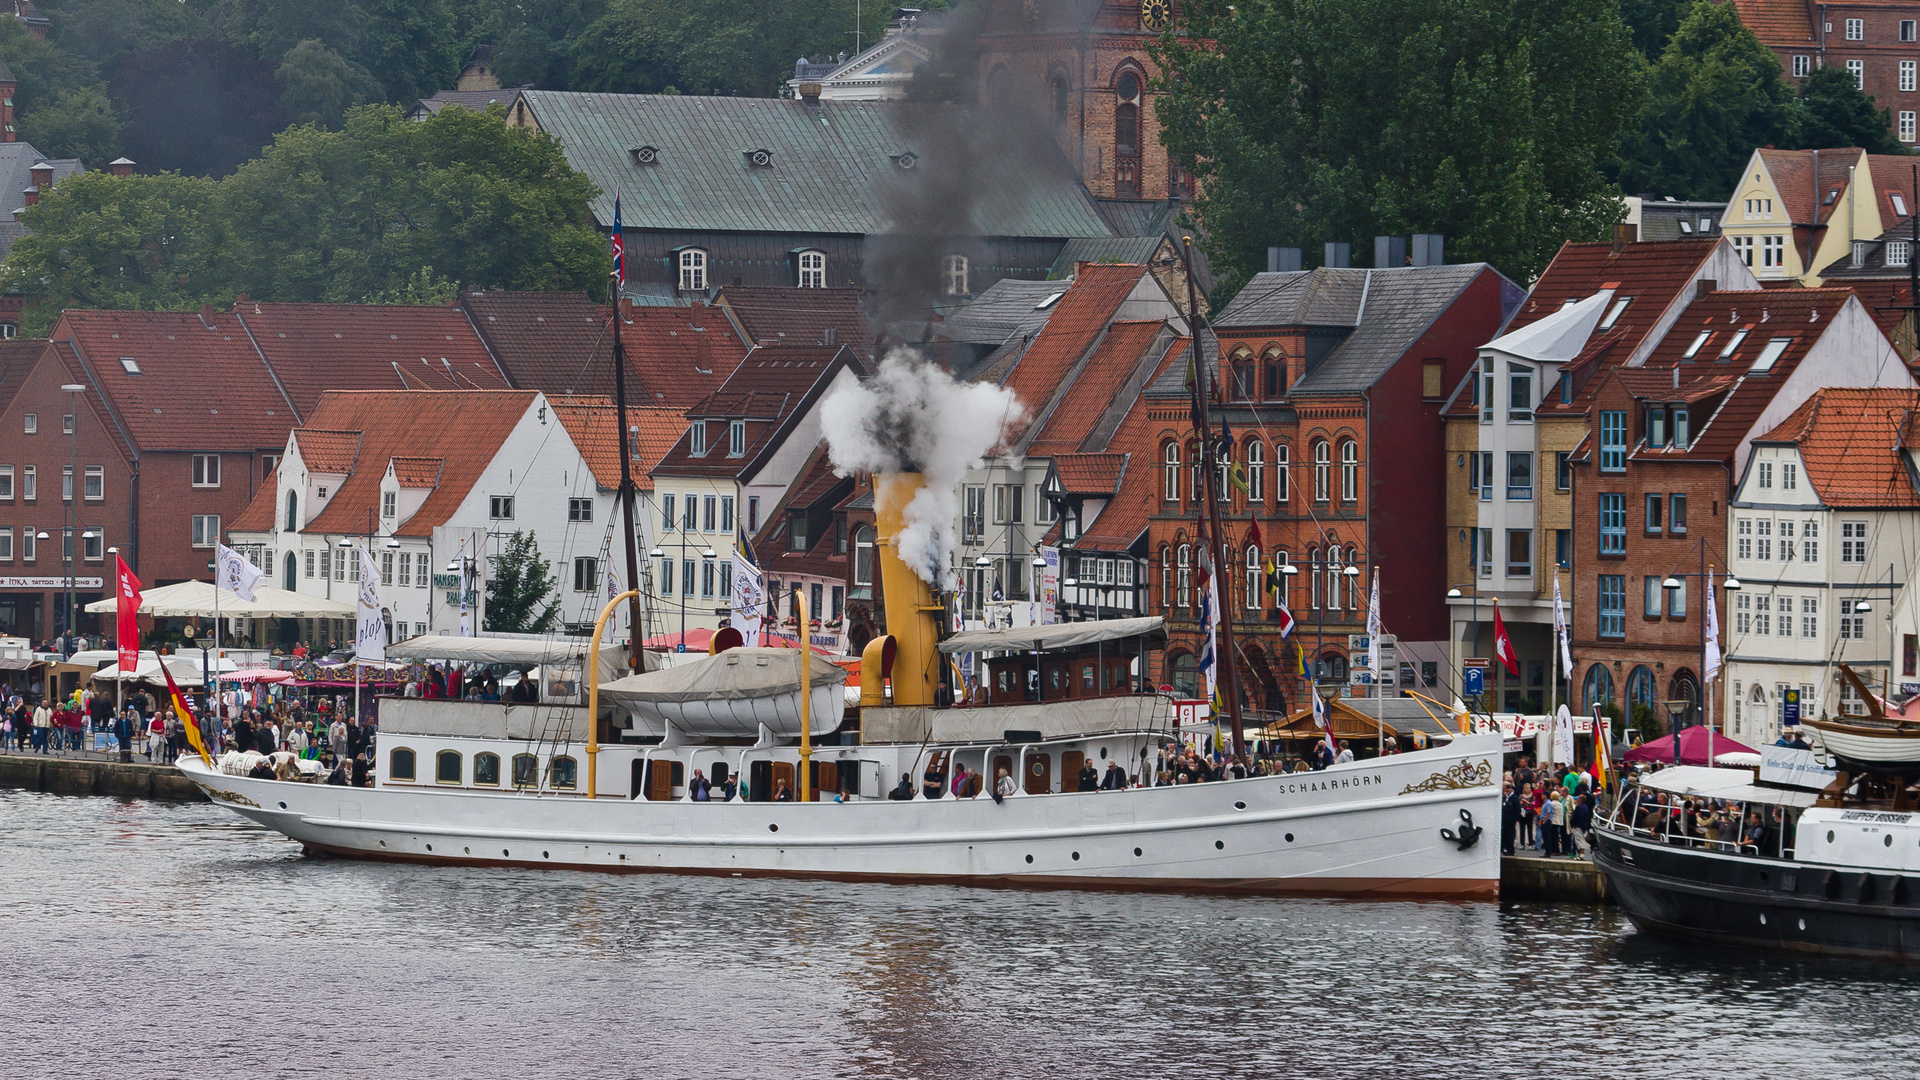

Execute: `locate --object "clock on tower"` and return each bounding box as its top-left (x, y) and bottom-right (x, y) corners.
top-left (1141, 0), bottom-right (1171, 32)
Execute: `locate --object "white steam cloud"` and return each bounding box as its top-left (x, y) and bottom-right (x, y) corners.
top-left (821, 350), bottom-right (1025, 585)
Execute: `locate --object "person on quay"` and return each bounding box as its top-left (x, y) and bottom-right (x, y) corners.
top-left (1500, 780), bottom-right (1520, 855)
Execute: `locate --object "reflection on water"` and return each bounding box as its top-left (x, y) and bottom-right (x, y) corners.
top-left (1, 790), bottom-right (1916, 1078)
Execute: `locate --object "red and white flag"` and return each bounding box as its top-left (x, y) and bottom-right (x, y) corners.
top-left (115, 555), bottom-right (141, 674)
top-left (1492, 601), bottom-right (1520, 679)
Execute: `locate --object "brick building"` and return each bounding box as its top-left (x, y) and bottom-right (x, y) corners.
top-left (1144, 260), bottom-right (1519, 710)
top-left (1552, 286), bottom-right (1915, 729)
top-left (1735, 0), bottom-right (1920, 145)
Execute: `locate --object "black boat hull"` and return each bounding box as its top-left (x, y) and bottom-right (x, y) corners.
top-left (1592, 828), bottom-right (1920, 960)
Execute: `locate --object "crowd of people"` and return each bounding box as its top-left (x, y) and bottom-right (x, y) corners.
top-left (1500, 755), bottom-right (1602, 858)
top-left (1615, 782), bottom-right (1793, 857)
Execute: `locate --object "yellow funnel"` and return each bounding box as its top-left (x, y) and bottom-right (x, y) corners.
top-left (873, 472), bottom-right (944, 708)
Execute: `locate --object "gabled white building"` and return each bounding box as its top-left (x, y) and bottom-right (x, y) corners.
top-left (227, 390), bottom-right (635, 649)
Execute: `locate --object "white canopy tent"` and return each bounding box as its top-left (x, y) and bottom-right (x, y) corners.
top-left (88, 654), bottom-right (233, 687)
top-left (84, 579), bottom-right (356, 619)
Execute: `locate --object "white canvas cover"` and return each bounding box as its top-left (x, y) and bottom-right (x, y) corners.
top-left (938, 616), bottom-right (1166, 654)
top-left (385, 634), bottom-right (640, 687)
top-left (84, 579), bottom-right (355, 618)
top-left (599, 647), bottom-right (845, 738)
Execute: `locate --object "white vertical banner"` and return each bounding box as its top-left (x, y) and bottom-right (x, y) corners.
top-left (356, 547), bottom-right (385, 663)
top-left (1365, 571), bottom-right (1382, 689)
top-left (732, 534), bottom-right (765, 645)
top-left (1552, 574), bottom-right (1573, 681)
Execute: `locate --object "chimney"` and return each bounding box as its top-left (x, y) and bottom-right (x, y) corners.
top-left (1696, 278), bottom-right (1716, 299)
top-left (1267, 246), bottom-right (1301, 273)
top-left (1373, 235), bottom-right (1407, 269)
top-left (1323, 242), bottom-right (1351, 268)
top-left (29, 161), bottom-right (53, 193)
top-left (198, 304), bottom-right (216, 329)
top-left (20, 185), bottom-right (35, 208)
top-left (9, 207), bottom-right (19, 222)
top-left (1410, 233), bottom-right (1445, 267)
top-left (108, 157), bottom-right (135, 178)
top-left (798, 82), bottom-right (822, 106)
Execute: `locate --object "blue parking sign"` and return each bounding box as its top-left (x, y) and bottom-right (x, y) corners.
top-left (1463, 666), bottom-right (1485, 696)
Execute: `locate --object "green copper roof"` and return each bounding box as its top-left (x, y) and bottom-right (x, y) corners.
top-left (521, 91), bottom-right (1114, 240)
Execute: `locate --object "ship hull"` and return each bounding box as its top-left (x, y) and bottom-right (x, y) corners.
top-left (1593, 827), bottom-right (1920, 960)
top-left (1803, 719), bottom-right (1920, 778)
top-left (180, 736), bottom-right (1504, 899)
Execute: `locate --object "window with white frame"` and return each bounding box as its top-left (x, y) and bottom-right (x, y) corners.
top-left (397, 553), bottom-right (411, 587)
top-left (1904, 18), bottom-right (1917, 41)
top-left (943, 254), bottom-right (969, 296)
top-left (1841, 521), bottom-right (1867, 562)
top-left (678, 248), bottom-right (707, 291)
top-left (191, 514), bottom-right (219, 548)
top-left (1735, 591), bottom-right (1750, 633)
top-left (1780, 520), bottom-right (1795, 561)
top-left (1793, 54), bottom-right (1810, 78)
top-left (689, 421), bottom-right (707, 456)
top-left (1906, 112), bottom-right (1919, 144)
top-left (1732, 235), bottom-right (1753, 266)
top-left (1782, 462), bottom-right (1797, 490)
top-left (0, 465), bottom-right (15, 500)
top-left (1508, 364), bottom-right (1532, 421)
top-left (380, 551), bottom-right (394, 585)
top-left (1274, 444), bottom-right (1289, 502)
top-left (84, 465), bottom-right (101, 501)
top-left (0, 528), bottom-right (11, 561)
top-left (1756, 518), bottom-right (1772, 560)
top-left (573, 556), bottom-right (598, 592)
top-left (721, 495), bottom-right (735, 532)
top-left (21, 413), bottom-right (33, 434)
top-left (1340, 440), bottom-right (1358, 502)
top-left (1737, 517), bottom-right (1751, 559)
top-left (568, 497), bottom-right (592, 522)
top-left (1803, 520), bottom-right (1819, 562)
top-left (1848, 59), bottom-right (1864, 88)
top-left (82, 531), bottom-right (101, 561)
top-left (1313, 440), bottom-right (1330, 501)
top-left (305, 549), bottom-right (315, 577)
top-left (60, 466), bottom-right (72, 502)
top-left (490, 496), bottom-right (514, 520)
top-left (728, 420), bottom-right (745, 457)
top-left (661, 494), bottom-right (675, 530)
top-left (1890, 240), bottom-right (1912, 267)
top-left (1754, 594), bottom-right (1769, 635)
top-left (416, 552), bottom-right (430, 586)
top-left (192, 454), bottom-right (220, 487)
top-left (797, 250), bottom-right (825, 288)
top-left (1762, 234), bottom-right (1785, 269)
top-left (1905, 62), bottom-right (1918, 92)
top-left (1803, 596), bottom-right (1819, 638)
top-left (1758, 461), bottom-right (1773, 489)
top-left (1846, 18), bottom-right (1863, 40)
top-left (682, 494), bottom-right (696, 530)
top-left (1841, 607), bottom-right (1866, 640)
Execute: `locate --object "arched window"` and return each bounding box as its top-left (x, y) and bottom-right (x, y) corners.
top-left (796, 249), bottom-right (826, 288)
top-left (1176, 543), bottom-right (1192, 608)
top-left (1163, 441), bottom-right (1180, 502)
top-left (1581, 664), bottom-right (1615, 712)
top-left (283, 551), bottom-right (297, 591)
top-left (1327, 547), bottom-right (1342, 611)
top-left (1309, 546), bottom-right (1321, 610)
top-left (1215, 441), bottom-right (1231, 500)
top-left (1246, 441), bottom-right (1265, 502)
top-left (678, 248), bottom-right (708, 291)
top-left (1050, 74), bottom-right (1070, 121)
top-left (550, 755), bottom-right (578, 790)
top-left (1275, 549), bottom-right (1291, 610)
top-left (388, 747), bottom-right (416, 782)
top-left (435, 749), bottom-right (463, 785)
top-left (1170, 650), bottom-right (1198, 697)
top-left (1231, 348), bottom-right (1255, 400)
top-left (512, 753), bottom-right (538, 788)
top-left (1115, 77), bottom-right (1139, 149)
top-left (1313, 440), bottom-right (1330, 502)
top-left (474, 752), bottom-right (501, 786)
top-left (1340, 439), bottom-right (1359, 503)
top-left (1263, 347), bottom-right (1286, 399)
top-left (1326, 653), bottom-right (1349, 682)
top-left (1275, 444), bottom-right (1290, 503)
top-left (284, 490), bottom-right (298, 532)
top-left (1245, 544), bottom-right (1262, 613)
top-left (1346, 546), bottom-right (1361, 610)
top-left (852, 525), bottom-right (874, 586)
top-left (944, 254), bottom-right (969, 296)
top-left (1159, 544), bottom-right (1171, 612)
top-left (1627, 665), bottom-right (1656, 710)
top-left (1188, 440), bottom-right (1202, 500)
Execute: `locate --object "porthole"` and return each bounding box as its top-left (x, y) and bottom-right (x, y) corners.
top-left (1025, 854), bottom-right (1034, 864)
top-left (464, 847), bottom-right (470, 854)
top-left (1759, 870), bottom-right (1769, 883)
top-left (1215, 840), bottom-right (1225, 850)
top-left (379, 840), bottom-right (386, 848)
top-left (619, 853), bottom-right (627, 861)
top-left (426, 844), bottom-right (433, 852)
top-left (542, 851), bottom-right (550, 859)
top-left (503, 849), bottom-right (510, 857)
top-left (1099, 747), bottom-right (1108, 759)
top-left (1234, 801), bottom-right (1246, 811)
top-left (1133, 847), bottom-right (1143, 857)
top-left (769, 823), bottom-right (779, 832)
top-left (1886, 834), bottom-right (1895, 848)
top-left (1285, 833), bottom-right (1295, 843)
top-left (1798, 918), bottom-right (1807, 931)
top-left (1759, 913), bottom-right (1768, 926)
top-left (1071, 851), bottom-right (1080, 861)
top-left (1828, 830), bottom-right (1836, 843)
top-left (278, 801), bottom-right (287, 809)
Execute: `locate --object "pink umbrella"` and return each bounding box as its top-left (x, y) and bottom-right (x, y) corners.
top-left (225, 667), bottom-right (295, 684)
top-left (1621, 726), bottom-right (1758, 767)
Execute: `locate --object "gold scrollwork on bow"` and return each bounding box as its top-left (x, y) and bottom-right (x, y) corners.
top-left (1398, 758), bottom-right (1493, 796)
top-left (205, 787), bottom-right (261, 809)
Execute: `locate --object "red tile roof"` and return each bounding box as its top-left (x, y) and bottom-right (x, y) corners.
top-left (390, 457), bottom-right (443, 487)
top-left (461, 290), bottom-right (616, 398)
top-left (1052, 452), bottom-right (1128, 494)
top-left (233, 302), bottom-right (512, 413)
top-left (1732, 0), bottom-right (1815, 43)
top-left (1502, 240), bottom-right (1720, 345)
top-left (716, 286), bottom-right (872, 361)
top-left (239, 391), bottom-right (539, 538)
top-left (1865, 156), bottom-right (1920, 228)
top-left (1824, 277), bottom-right (1914, 337)
top-left (552, 400), bottom-right (687, 492)
top-left (622, 303), bottom-right (754, 410)
top-left (1754, 386), bottom-right (1920, 507)
top-left (1025, 319), bottom-right (1168, 455)
top-left (292, 429), bottom-right (363, 473)
top-left (53, 310), bottom-right (296, 453)
top-left (0, 337), bottom-right (46, 416)
top-left (1759, 148), bottom-right (1866, 228)
top-left (653, 345), bottom-right (859, 478)
top-left (999, 264), bottom-right (1146, 418)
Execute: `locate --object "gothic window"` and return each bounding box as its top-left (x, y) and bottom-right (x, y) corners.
top-left (1263, 348), bottom-right (1286, 399)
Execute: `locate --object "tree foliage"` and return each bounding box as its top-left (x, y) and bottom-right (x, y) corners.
top-left (485, 530), bottom-right (560, 634)
top-left (3, 103), bottom-right (608, 330)
top-left (275, 39), bottom-right (381, 130)
top-left (568, 0), bottom-right (904, 97)
top-left (110, 38), bottom-right (286, 177)
top-left (1797, 64), bottom-right (1906, 155)
top-left (15, 85), bottom-right (122, 166)
top-left (1153, 0), bottom-right (1643, 296)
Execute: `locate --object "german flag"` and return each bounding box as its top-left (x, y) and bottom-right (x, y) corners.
top-left (161, 661), bottom-right (213, 769)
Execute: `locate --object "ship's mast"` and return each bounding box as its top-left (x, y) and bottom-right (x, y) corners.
top-left (611, 305), bottom-right (646, 672)
top-left (1181, 237), bottom-right (1248, 757)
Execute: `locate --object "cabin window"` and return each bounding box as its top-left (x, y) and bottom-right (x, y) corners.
top-left (474, 752), bottom-right (501, 786)
top-left (436, 749), bottom-right (462, 785)
top-left (389, 747), bottom-right (417, 782)
top-left (551, 756), bottom-right (578, 790)
top-left (512, 753), bottom-right (538, 788)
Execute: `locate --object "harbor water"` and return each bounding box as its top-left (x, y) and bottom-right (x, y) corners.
top-left (2, 789), bottom-right (1916, 1079)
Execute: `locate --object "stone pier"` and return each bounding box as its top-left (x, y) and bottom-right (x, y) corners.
top-left (0, 753), bottom-right (207, 802)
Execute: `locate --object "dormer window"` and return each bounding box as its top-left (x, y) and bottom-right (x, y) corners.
top-left (690, 420), bottom-right (708, 456)
top-left (944, 254), bottom-right (969, 296)
top-left (1852, 241), bottom-right (1867, 268)
top-left (629, 145), bottom-right (658, 165)
top-left (1889, 240), bottom-right (1911, 268)
top-left (890, 152), bottom-right (917, 170)
top-left (382, 491), bottom-right (396, 518)
top-left (678, 248), bottom-right (707, 291)
top-left (728, 419), bottom-right (745, 457)
top-left (796, 249), bottom-right (825, 288)
top-left (788, 512), bottom-right (808, 551)
top-left (745, 148), bottom-right (774, 168)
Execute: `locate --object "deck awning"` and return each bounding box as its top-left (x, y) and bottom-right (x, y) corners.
top-left (938, 616), bottom-right (1166, 654)
top-left (1636, 765), bottom-right (1820, 808)
top-left (386, 634), bottom-right (644, 685)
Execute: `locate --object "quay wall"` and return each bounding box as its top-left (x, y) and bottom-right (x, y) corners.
top-left (1502, 854), bottom-right (1611, 903)
top-left (0, 754), bottom-right (206, 802)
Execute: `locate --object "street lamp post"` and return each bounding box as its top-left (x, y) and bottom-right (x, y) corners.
top-left (59, 383), bottom-right (84, 655)
top-left (1661, 556), bottom-right (1740, 764)
top-left (1447, 583), bottom-right (1482, 709)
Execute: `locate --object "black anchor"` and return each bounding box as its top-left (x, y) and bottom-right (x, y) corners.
top-left (1440, 807), bottom-right (1483, 851)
